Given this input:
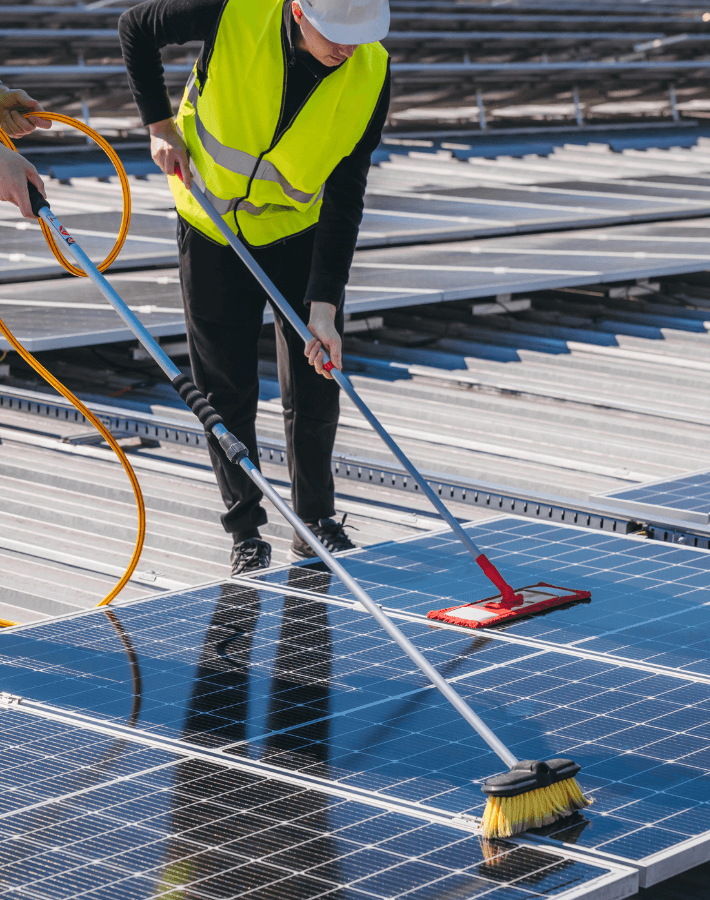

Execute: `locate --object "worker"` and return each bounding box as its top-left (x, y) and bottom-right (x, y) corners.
top-left (0, 84), bottom-right (51, 219)
top-left (119, 0), bottom-right (391, 575)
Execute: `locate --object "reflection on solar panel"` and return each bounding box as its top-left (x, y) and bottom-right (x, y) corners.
top-left (0, 704), bottom-right (627, 898)
top-left (3, 515), bottom-right (710, 887)
top-left (601, 470), bottom-right (710, 526)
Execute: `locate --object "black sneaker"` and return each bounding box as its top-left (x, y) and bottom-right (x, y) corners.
top-left (231, 538), bottom-right (271, 576)
top-left (288, 514), bottom-right (357, 562)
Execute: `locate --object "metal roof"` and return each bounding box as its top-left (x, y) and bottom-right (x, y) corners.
top-left (6, 246), bottom-right (710, 613)
top-left (5, 0), bottom-right (710, 128)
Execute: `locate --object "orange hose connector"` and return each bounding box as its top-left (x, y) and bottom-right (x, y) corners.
top-left (0, 114), bottom-right (146, 612)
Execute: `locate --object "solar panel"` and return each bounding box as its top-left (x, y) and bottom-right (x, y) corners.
top-left (251, 517), bottom-right (710, 678)
top-left (0, 542), bottom-right (710, 886)
top-left (0, 705), bottom-right (629, 899)
top-left (0, 212), bottom-right (177, 284)
top-left (601, 470), bottom-right (710, 526)
top-left (0, 272), bottom-right (186, 352)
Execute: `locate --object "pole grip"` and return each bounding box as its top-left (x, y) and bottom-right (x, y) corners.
top-left (171, 373), bottom-right (223, 431)
top-left (27, 181), bottom-right (49, 217)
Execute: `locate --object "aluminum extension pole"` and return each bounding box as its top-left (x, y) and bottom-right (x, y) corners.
top-left (188, 182), bottom-right (522, 604)
top-left (31, 207), bottom-right (182, 383)
top-left (29, 185), bottom-right (517, 771)
top-left (243, 457), bottom-right (517, 769)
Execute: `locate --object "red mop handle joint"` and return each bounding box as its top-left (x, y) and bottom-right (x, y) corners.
top-left (323, 360), bottom-right (334, 372)
top-left (476, 554), bottom-right (524, 607)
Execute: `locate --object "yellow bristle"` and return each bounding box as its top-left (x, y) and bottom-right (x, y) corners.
top-left (482, 777), bottom-right (591, 839)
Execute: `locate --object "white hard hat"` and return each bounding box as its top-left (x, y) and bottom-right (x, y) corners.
top-left (298, 0), bottom-right (390, 45)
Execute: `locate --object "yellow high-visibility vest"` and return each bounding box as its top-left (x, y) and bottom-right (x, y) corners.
top-left (171, 0), bottom-right (389, 247)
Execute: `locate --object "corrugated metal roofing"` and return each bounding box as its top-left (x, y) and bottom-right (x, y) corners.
top-left (5, 260), bottom-right (710, 617)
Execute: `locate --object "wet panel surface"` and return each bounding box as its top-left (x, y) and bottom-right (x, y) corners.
top-left (0, 576), bottom-right (709, 874)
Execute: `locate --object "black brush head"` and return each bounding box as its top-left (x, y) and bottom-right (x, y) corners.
top-left (482, 759), bottom-right (581, 797)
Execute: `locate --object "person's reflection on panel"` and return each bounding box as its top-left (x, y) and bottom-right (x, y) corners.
top-left (164, 574), bottom-right (339, 898)
top-left (182, 582), bottom-right (261, 749)
top-left (262, 565), bottom-right (333, 775)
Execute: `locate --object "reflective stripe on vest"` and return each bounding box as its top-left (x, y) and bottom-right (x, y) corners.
top-left (189, 162), bottom-right (321, 217)
top-left (193, 112), bottom-right (320, 205)
top-left (170, 0), bottom-right (388, 247)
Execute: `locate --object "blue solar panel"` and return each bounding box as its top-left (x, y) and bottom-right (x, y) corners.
top-left (604, 471), bottom-right (710, 521)
top-left (250, 518), bottom-right (710, 677)
top-left (0, 706), bottom-right (625, 899)
top-left (0, 550), bottom-right (708, 886)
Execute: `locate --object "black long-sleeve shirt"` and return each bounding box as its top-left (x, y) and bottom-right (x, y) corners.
top-left (118, 0), bottom-right (390, 307)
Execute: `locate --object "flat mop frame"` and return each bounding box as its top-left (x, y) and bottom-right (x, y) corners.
top-left (26, 181), bottom-right (518, 772)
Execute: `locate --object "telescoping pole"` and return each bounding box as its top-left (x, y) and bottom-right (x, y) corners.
top-left (186, 179), bottom-right (523, 606)
top-left (25, 180), bottom-right (518, 770)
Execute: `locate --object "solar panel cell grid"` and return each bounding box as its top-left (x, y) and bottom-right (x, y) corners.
top-left (251, 519), bottom-right (710, 677)
top-left (606, 470), bottom-right (710, 518)
top-left (0, 588), bottom-right (547, 751)
top-left (0, 566), bottom-right (705, 884)
top-left (0, 708), bottom-right (618, 899)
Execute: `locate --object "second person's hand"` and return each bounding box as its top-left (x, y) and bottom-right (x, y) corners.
top-left (0, 145), bottom-right (46, 219)
top-left (0, 89), bottom-right (52, 138)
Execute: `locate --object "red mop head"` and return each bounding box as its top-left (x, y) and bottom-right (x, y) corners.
top-left (427, 583), bottom-right (591, 629)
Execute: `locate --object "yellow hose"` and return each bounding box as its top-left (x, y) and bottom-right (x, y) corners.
top-left (0, 114), bottom-right (146, 613)
top-left (12, 112), bottom-right (132, 276)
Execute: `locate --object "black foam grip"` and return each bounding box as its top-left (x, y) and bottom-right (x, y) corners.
top-left (171, 373), bottom-right (224, 431)
top-left (27, 181), bottom-right (49, 217)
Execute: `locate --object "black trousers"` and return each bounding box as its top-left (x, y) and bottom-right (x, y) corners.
top-left (177, 217), bottom-right (343, 537)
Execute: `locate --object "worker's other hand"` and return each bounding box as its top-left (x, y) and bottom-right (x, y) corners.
top-left (306, 301), bottom-right (342, 379)
top-left (0, 144), bottom-right (45, 219)
top-left (0, 89), bottom-right (52, 137)
top-left (149, 117), bottom-right (191, 188)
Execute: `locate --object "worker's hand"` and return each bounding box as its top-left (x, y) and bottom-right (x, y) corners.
top-left (0, 89), bottom-right (52, 137)
top-left (0, 144), bottom-right (45, 219)
top-left (149, 117), bottom-right (191, 188)
top-left (306, 301), bottom-right (342, 379)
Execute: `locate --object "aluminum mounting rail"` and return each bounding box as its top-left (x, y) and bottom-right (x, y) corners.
top-left (7, 59), bottom-right (710, 89)
top-left (0, 64), bottom-right (192, 87)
